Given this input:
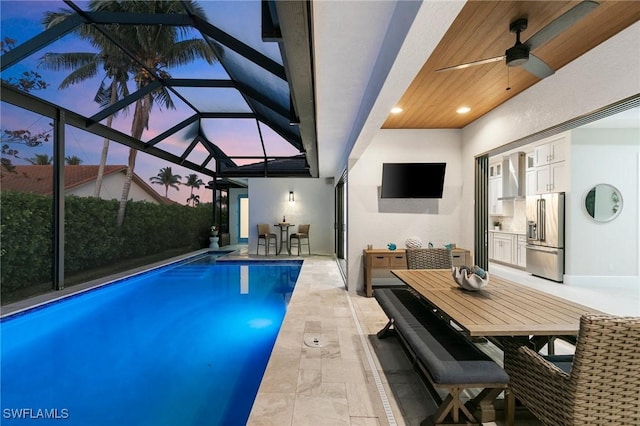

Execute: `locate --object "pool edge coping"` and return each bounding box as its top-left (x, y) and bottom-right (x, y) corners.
top-left (1, 249), bottom-right (230, 319)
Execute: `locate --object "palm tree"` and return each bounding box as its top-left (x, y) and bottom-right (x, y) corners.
top-left (40, 12), bottom-right (132, 199)
top-left (26, 153), bottom-right (53, 165)
top-left (183, 173), bottom-right (204, 206)
top-left (65, 155), bottom-right (83, 165)
top-left (150, 166), bottom-right (182, 198)
top-left (187, 193), bottom-right (200, 206)
top-left (41, 1), bottom-right (216, 225)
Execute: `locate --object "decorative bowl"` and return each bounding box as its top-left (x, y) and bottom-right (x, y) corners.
top-left (451, 266), bottom-right (489, 291)
top-left (405, 237), bottom-right (423, 249)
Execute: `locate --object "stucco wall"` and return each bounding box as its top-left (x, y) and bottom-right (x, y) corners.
top-left (568, 128), bottom-right (639, 281)
top-left (347, 129), bottom-right (462, 293)
top-left (69, 173), bottom-right (161, 203)
top-left (247, 178), bottom-right (335, 255)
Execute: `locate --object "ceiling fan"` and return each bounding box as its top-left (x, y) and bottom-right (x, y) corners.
top-left (436, 0), bottom-right (600, 79)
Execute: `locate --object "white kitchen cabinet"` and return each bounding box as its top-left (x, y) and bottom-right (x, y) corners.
top-left (532, 133), bottom-right (569, 194)
top-left (489, 177), bottom-right (503, 215)
top-left (489, 232), bottom-right (527, 268)
top-left (489, 161), bottom-right (502, 178)
top-left (535, 161), bottom-right (567, 193)
top-left (533, 134), bottom-right (567, 167)
top-left (526, 170), bottom-right (536, 196)
top-left (488, 232), bottom-right (494, 260)
top-left (516, 235), bottom-right (527, 267)
top-left (525, 152), bottom-right (536, 196)
top-left (492, 233), bottom-right (514, 264)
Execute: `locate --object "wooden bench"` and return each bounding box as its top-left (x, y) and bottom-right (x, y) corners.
top-left (374, 288), bottom-right (509, 425)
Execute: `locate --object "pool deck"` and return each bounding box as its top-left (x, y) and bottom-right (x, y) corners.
top-left (234, 249), bottom-right (545, 426)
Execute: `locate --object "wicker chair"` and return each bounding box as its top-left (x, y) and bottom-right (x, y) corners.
top-left (256, 224), bottom-right (277, 255)
top-left (405, 248), bottom-right (452, 269)
top-left (289, 224), bottom-right (310, 255)
top-left (504, 314), bottom-right (640, 426)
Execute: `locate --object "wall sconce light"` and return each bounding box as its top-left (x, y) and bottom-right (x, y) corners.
top-left (289, 191), bottom-right (295, 202)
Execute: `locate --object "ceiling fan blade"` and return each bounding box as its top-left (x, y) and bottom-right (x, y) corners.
top-left (436, 55), bottom-right (504, 72)
top-left (522, 53), bottom-right (555, 79)
top-left (524, 0), bottom-right (600, 50)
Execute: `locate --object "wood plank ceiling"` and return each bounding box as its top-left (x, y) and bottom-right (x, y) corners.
top-left (383, 0), bottom-right (640, 129)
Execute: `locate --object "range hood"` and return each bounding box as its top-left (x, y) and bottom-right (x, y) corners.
top-left (498, 152), bottom-right (526, 200)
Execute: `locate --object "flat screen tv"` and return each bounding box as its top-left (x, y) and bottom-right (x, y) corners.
top-left (380, 163), bottom-right (446, 198)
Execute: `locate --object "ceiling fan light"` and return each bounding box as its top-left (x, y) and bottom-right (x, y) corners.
top-left (505, 44), bottom-right (529, 67)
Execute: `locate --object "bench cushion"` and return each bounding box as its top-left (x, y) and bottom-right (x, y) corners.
top-left (375, 288), bottom-right (509, 385)
top-left (372, 277), bottom-right (406, 288)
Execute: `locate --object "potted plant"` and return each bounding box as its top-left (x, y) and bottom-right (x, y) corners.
top-left (209, 226), bottom-right (219, 249)
top-left (493, 221), bottom-right (501, 230)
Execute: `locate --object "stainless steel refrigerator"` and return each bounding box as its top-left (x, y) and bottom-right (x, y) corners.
top-left (526, 192), bottom-right (565, 282)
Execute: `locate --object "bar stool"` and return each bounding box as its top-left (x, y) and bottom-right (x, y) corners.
top-left (257, 224), bottom-right (277, 255)
top-left (289, 224), bottom-right (310, 255)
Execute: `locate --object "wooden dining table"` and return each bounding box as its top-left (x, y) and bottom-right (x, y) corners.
top-left (391, 269), bottom-right (603, 341)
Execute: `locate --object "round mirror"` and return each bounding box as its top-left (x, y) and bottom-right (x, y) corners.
top-left (583, 184), bottom-right (623, 222)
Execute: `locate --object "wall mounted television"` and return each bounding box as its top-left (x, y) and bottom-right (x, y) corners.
top-left (380, 163), bottom-right (446, 198)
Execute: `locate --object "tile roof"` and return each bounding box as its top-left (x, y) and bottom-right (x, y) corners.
top-left (1, 165), bottom-right (170, 204)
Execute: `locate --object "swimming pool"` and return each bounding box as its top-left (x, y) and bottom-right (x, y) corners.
top-left (1, 253), bottom-right (302, 425)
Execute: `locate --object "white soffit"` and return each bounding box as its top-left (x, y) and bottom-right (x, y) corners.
top-left (313, 0), bottom-right (397, 178)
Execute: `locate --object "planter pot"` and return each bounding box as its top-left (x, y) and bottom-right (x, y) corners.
top-left (209, 236), bottom-right (219, 249)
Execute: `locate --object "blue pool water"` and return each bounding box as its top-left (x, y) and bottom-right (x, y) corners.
top-left (1, 254), bottom-right (302, 425)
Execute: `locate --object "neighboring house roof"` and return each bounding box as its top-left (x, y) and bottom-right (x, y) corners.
top-left (220, 154), bottom-right (309, 177)
top-left (1, 165), bottom-right (171, 205)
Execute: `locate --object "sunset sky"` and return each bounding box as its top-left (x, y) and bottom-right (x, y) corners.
top-left (1, 0), bottom-right (298, 204)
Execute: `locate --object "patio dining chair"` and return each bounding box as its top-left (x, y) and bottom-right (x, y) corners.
top-left (289, 224), bottom-right (310, 255)
top-left (257, 224), bottom-right (277, 255)
top-left (405, 248), bottom-right (452, 269)
top-left (504, 314), bottom-right (640, 426)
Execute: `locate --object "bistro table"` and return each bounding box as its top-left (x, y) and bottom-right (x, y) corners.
top-left (390, 269), bottom-right (604, 343)
top-left (273, 223), bottom-right (294, 255)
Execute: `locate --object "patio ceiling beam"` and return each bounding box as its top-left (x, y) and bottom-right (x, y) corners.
top-left (189, 15), bottom-right (286, 80)
top-left (64, 7), bottom-right (201, 117)
top-left (83, 10), bottom-right (193, 26)
top-left (1, 83), bottom-right (217, 177)
top-left (253, 114), bottom-right (304, 151)
top-left (166, 79), bottom-right (290, 118)
top-left (146, 114), bottom-right (200, 147)
top-left (1, 14), bottom-right (83, 71)
top-left (199, 112), bottom-right (256, 119)
top-left (87, 81), bottom-right (162, 125)
top-left (167, 79), bottom-right (235, 88)
top-left (81, 9), bottom-right (286, 80)
top-left (235, 82), bottom-right (290, 118)
top-left (195, 135), bottom-right (236, 169)
top-left (180, 137), bottom-right (201, 164)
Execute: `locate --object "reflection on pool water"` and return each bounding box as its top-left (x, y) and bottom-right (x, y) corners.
top-left (1, 254), bottom-right (302, 426)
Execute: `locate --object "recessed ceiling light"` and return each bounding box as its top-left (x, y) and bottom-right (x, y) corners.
top-left (456, 106), bottom-right (471, 114)
top-left (390, 106), bottom-right (403, 114)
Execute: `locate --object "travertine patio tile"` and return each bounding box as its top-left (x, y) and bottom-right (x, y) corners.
top-left (245, 254), bottom-right (539, 426)
top-left (246, 392), bottom-right (295, 426)
top-left (291, 383), bottom-right (350, 426)
top-left (321, 358), bottom-right (368, 383)
top-left (350, 417), bottom-right (382, 426)
top-left (345, 382), bottom-right (379, 417)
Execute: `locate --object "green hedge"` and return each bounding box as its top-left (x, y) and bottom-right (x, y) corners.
top-left (0, 191), bottom-right (213, 294)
